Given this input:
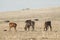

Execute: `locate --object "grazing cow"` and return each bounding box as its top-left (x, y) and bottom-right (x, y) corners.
top-left (44, 21), bottom-right (52, 31)
top-left (24, 20), bottom-right (35, 31)
top-left (9, 22), bottom-right (17, 31)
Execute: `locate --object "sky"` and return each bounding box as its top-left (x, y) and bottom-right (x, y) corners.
top-left (0, 0), bottom-right (60, 12)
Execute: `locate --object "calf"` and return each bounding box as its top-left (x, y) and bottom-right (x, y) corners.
top-left (24, 20), bottom-right (35, 31)
top-left (9, 22), bottom-right (17, 31)
top-left (44, 21), bottom-right (52, 31)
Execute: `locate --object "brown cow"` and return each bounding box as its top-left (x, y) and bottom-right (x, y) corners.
top-left (9, 22), bottom-right (17, 31)
top-left (44, 21), bottom-right (52, 31)
top-left (24, 20), bottom-right (35, 31)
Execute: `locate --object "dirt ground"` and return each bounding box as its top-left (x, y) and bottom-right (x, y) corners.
top-left (0, 20), bottom-right (60, 40)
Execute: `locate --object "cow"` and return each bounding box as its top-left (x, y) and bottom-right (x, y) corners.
top-left (9, 22), bottom-right (17, 31)
top-left (44, 21), bottom-right (52, 31)
top-left (24, 20), bottom-right (35, 31)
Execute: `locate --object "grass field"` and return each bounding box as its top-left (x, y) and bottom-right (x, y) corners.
top-left (0, 7), bottom-right (60, 40)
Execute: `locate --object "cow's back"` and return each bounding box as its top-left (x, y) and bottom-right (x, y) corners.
top-left (45, 21), bottom-right (51, 25)
top-left (9, 22), bottom-right (17, 27)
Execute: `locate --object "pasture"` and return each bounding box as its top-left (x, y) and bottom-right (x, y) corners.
top-left (0, 19), bottom-right (60, 40)
top-left (0, 7), bottom-right (60, 40)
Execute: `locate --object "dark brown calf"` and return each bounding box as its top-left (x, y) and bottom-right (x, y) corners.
top-left (44, 21), bottom-right (52, 31)
top-left (24, 20), bottom-right (35, 31)
top-left (9, 22), bottom-right (17, 31)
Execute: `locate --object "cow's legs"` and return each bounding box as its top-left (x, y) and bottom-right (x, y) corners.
top-left (28, 26), bottom-right (30, 31)
top-left (44, 25), bottom-right (48, 31)
top-left (32, 25), bottom-right (34, 31)
top-left (24, 25), bottom-right (27, 31)
top-left (14, 26), bottom-right (17, 32)
top-left (49, 25), bottom-right (52, 31)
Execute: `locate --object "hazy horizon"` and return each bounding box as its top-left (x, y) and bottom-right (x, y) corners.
top-left (0, 0), bottom-right (60, 12)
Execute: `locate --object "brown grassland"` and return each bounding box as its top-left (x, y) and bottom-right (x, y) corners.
top-left (0, 7), bottom-right (60, 40)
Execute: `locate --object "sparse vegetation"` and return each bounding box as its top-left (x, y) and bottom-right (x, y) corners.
top-left (0, 7), bottom-right (60, 40)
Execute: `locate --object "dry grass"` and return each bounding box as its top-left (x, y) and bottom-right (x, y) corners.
top-left (0, 20), bottom-right (60, 40)
top-left (0, 7), bottom-right (60, 40)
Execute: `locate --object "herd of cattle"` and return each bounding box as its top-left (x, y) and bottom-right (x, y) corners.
top-left (8, 19), bottom-right (52, 32)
